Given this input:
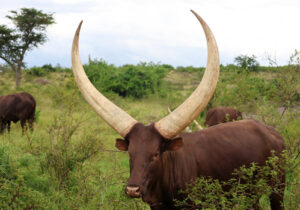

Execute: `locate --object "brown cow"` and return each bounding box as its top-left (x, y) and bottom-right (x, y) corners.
top-left (71, 10), bottom-right (285, 210)
top-left (0, 92), bottom-right (36, 134)
top-left (204, 107), bottom-right (242, 127)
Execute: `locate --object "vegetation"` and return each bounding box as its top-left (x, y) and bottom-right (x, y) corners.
top-left (0, 8), bottom-right (55, 87)
top-left (0, 51), bottom-right (299, 209)
top-left (175, 152), bottom-right (288, 209)
top-left (84, 58), bottom-right (169, 98)
top-left (234, 54), bottom-right (260, 73)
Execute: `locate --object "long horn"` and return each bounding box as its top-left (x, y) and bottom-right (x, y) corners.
top-left (155, 10), bottom-right (219, 139)
top-left (168, 107), bottom-right (203, 130)
top-left (71, 21), bottom-right (138, 137)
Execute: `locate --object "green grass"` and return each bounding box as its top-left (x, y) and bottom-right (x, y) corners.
top-left (0, 67), bottom-right (299, 209)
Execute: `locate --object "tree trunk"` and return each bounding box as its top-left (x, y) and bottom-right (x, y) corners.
top-left (15, 67), bottom-right (22, 87)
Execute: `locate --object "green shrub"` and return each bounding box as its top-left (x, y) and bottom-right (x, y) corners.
top-left (26, 66), bottom-right (47, 77)
top-left (41, 104), bottom-right (103, 187)
top-left (0, 146), bottom-right (16, 180)
top-left (175, 153), bottom-right (288, 209)
top-left (176, 65), bottom-right (205, 73)
top-left (0, 146), bottom-right (51, 208)
top-left (84, 58), bottom-right (168, 98)
top-left (41, 64), bottom-right (56, 72)
top-left (0, 176), bottom-right (49, 209)
top-left (234, 54), bottom-right (260, 73)
top-left (111, 63), bottom-right (167, 98)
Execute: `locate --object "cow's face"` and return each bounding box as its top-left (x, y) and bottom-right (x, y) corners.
top-left (115, 123), bottom-right (183, 198)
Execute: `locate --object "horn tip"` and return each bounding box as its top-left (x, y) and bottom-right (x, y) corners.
top-left (79, 20), bottom-right (83, 28)
top-left (190, 9), bottom-right (196, 14)
top-left (75, 21), bottom-right (83, 36)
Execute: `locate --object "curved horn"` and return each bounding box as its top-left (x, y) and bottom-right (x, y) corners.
top-left (71, 21), bottom-right (138, 137)
top-left (155, 10), bottom-right (219, 139)
top-left (168, 107), bottom-right (203, 130)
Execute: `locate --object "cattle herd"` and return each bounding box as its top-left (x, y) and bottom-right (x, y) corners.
top-left (1, 10), bottom-right (285, 210)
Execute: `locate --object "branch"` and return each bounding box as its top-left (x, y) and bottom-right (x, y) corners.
top-left (0, 55), bottom-right (16, 72)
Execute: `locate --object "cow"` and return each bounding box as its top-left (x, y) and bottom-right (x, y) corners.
top-left (0, 92), bottom-right (36, 134)
top-left (204, 107), bottom-right (242, 127)
top-left (71, 10), bottom-right (285, 210)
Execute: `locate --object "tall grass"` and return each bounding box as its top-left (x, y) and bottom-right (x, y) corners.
top-left (0, 58), bottom-right (299, 209)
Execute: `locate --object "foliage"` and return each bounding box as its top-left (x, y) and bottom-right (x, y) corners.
top-left (83, 58), bottom-right (119, 92)
top-left (84, 58), bottom-right (168, 98)
top-left (0, 8), bottom-right (55, 86)
top-left (234, 54), bottom-right (260, 73)
top-left (0, 146), bottom-right (52, 208)
top-left (41, 98), bottom-right (103, 187)
top-left (0, 52), bottom-right (299, 209)
top-left (26, 64), bottom-right (63, 76)
top-left (267, 50), bottom-right (300, 107)
top-left (26, 66), bottom-right (47, 76)
top-left (176, 65), bottom-right (205, 73)
top-left (113, 63), bottom-right (167, 98)
top-left (41, 64), bottom-right (56, 72)
top-left (175, 153), bottom-right (288, 209)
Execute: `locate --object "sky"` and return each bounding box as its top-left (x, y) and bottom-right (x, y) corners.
top-left (0, 0), bottom-right (300, 68)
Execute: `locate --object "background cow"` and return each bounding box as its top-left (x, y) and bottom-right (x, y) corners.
top-left (204, 107), bottom-right (242, 127)
top-left (0, 92), bottom-right (36, 133)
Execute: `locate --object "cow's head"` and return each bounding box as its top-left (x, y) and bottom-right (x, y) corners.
top-left (71, 10), bottom-right (219, 199)
top-left (115, 123), bottom-right (183, 197)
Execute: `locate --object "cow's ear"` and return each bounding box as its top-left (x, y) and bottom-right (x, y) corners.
top-left (163, 137), bottom-right (183, 151)
top-left (115, 138), bottom-right (129, 151)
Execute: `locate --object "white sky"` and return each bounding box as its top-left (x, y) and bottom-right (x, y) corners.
top-left (1, 0), bottom-right (300, 67)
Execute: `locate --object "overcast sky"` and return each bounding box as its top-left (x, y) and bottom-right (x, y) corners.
top-left (1, 0), bottom-right (300, 68)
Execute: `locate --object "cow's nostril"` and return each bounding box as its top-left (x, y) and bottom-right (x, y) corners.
top-left (126, 186), bottom-right (141, 197)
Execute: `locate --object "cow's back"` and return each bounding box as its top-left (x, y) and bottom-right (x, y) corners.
top-left (204, 107), bottom-right (242, 126)
top-left (176, 120), bottom-right (284, 181)
top-left (0, 92), bottom-right (36, 122)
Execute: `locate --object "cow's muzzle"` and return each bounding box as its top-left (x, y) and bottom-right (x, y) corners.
top-left (125, 185), bottom-right (141, 198)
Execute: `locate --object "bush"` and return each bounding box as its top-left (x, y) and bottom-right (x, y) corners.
top-left (175, 153), bottom-right (289, 209)
top-left (26, 66), bottom-right (47, 77)
top-left (111, 63), bottom-right (167, 98)
top-left (234, 54), bottom-right (260, 73)
top-left (176, 65), bottom-right (205, 73)
top-left (0, 146), bottom-right (51, 208)
top-left (41, 64), bottom-right (56, 72)
top-left (84, 59), bottom-right (168, 98)
top-left (41, 103), bottom-right (103, 187)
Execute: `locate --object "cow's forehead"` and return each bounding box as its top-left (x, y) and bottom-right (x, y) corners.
top-left (126, 123), bottom-right (163, 151)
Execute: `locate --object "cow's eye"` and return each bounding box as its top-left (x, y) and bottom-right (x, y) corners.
top-left (152, 152), bottom-right (159, 161)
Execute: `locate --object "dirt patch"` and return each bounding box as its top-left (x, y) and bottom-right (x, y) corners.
top-left (35, 78), bottom-right (52, 85)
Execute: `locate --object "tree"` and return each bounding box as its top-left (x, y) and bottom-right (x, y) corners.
top-left (0, 8), bottom-right (55, 87)
top-left (234, 54), bottom-right (259, 73)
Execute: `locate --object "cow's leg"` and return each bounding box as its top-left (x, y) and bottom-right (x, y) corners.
top-left (270, 173), bottom-right (285, 210)
top-left (0, 122), bottom-right (5, 133)
top-left (28, 117), bottom-right (34, 132)
top-left (7, 121), bottom-right (11, 133)
top-left (20, 120), bottom-right (26, 135)
top-left (270, 192), bottom-right (284, 210)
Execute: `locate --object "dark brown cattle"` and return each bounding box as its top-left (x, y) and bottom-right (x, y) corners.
top-left (0, 92), bottom-right (36, 133)
top-left (116, 120), bottom-right (284, 209)
top-left (71, 10), bottom-right (285, 210)
top-left (204, 107), bottom-right (242, 127)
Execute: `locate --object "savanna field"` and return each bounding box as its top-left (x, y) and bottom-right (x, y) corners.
top-left (0, 59), bottom-right (299, 209)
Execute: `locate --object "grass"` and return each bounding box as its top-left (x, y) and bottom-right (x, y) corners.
top-left (0, 67), bottom-right (299, 209)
